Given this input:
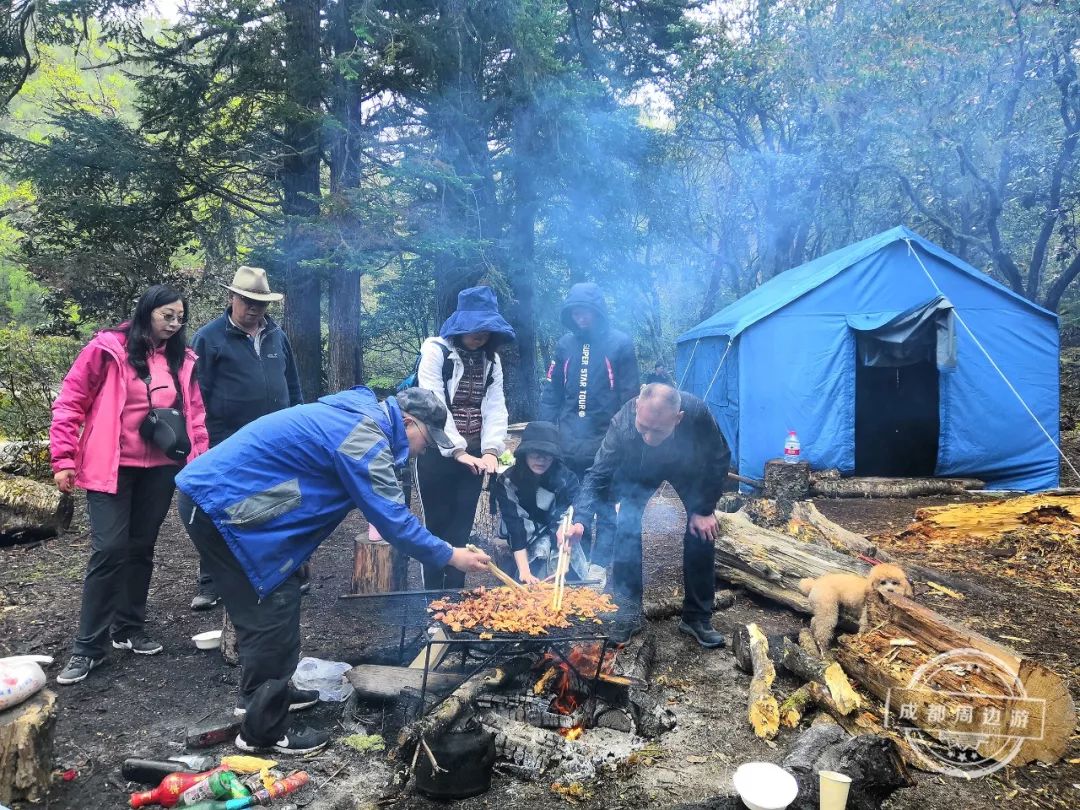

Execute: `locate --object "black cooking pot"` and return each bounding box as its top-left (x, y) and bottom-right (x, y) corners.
top-left (415, 726), bottom-right (496, 800)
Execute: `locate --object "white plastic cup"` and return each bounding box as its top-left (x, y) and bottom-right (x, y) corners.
top-left (818, 770), bottom-right (852, 810)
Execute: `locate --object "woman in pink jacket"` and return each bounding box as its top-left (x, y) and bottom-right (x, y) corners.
top-left (50, 285), bottom-right (209, 685)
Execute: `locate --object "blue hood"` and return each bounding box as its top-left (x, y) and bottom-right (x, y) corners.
top-left (439, 286), bottom-right (516, 344)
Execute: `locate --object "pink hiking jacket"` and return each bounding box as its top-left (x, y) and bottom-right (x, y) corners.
top-left (50, 329), bottom-right (209, 494)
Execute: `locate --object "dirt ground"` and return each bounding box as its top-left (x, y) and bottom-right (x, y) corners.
top-left (1, 490), bottom-right (1078, 809)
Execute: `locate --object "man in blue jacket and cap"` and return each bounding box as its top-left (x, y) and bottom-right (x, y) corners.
top-left (176, 386), bottom-right (491, 754)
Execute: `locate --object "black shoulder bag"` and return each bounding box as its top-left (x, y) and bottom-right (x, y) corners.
top-left (138, 367), bottom-right (191, 463)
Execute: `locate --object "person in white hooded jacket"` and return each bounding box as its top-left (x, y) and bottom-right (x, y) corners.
top-left (415, 286), bottom-right (516, 589)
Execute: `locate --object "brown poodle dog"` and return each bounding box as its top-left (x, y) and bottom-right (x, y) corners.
top-left (798, 564), bottom-right (913, 650)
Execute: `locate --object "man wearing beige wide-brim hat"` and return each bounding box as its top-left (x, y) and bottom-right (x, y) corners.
top-left (188, 266), bottom-right (302, 610)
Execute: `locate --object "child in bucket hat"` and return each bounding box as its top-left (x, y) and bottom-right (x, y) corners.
top-left (492, 421), bottom-right (588, 584)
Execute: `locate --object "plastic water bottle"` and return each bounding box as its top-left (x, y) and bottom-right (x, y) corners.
top-left (784, 431), bottom-right (801, 464)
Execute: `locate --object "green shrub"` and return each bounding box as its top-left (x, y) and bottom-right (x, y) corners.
top-left (0, 328), bottom-right (80, 476)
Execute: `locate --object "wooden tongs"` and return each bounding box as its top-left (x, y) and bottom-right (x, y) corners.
top-left (465, 543), bottom-right (524, 590)
top-left (550, 506), bottom-right (574, 612)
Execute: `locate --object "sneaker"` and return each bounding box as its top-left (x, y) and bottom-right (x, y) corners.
top-left (609, 621), bottom-right (644, 646)
top-left (586, 564), bottom-right (607, 590)
top-left (678, 619), bottom-right (726, 649)
top-left (57, 654), bottom-right (103, 685)
top-left (235, 725), bottom-right (329, 755)
top-left (112, 634), bottom-right (164, 655)
top-left (190, 591), bottom-right (220, 611)
top-left (233, 686), bottom-right (320, 717)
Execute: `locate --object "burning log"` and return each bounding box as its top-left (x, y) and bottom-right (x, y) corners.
top-left (744, 624), bottom-right (780, 740)
top-left (837, 590), bottom-right (1075, 767)
top-left (782, 724), bottom-right (914, 810)
top-left (779, 638), bottom-right (861, 716)
top-left (0, 472), bottom-right (73, 542)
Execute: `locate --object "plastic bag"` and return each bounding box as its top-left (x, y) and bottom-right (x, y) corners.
top-left (291, 656), bottom-right (354, 702)
top-left (0, 655), bottom-right (52, 711)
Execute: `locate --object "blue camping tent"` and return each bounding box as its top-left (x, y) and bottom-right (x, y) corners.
top-left (676, 226), bottom-right (1060, 491)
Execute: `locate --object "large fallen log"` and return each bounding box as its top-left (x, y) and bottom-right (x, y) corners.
top-left (0, 472), bottom-right (73, 541)
top-left (810, 474), bottom-right (983, 498)
top-left (713, 509), bottom-right (867, 616)
top-left (837, 590), bottom-right (1076, 767)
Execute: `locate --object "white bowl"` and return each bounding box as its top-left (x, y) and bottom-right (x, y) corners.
top-left (192, 630), bottom-right (222, 650)
top-left (733, 762), bottom-right (799, 810)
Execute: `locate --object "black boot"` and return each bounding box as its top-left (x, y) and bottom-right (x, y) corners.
top-left (678, 619), bottom-right (725, 649)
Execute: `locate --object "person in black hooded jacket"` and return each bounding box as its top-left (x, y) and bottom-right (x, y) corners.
top-left (493, 421), bottom-right (587, 584)
top-left (539, 282), bottom-right (639, 575)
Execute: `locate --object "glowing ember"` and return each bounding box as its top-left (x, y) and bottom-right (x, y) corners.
top-left (560, 726), bottom-right (584, 741)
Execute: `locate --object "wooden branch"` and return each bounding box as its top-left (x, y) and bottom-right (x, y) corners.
top-left (809, 476), bottom-right (982, 498)
top-left (779, 683), bottom-right (816, 728)
top-left (745, 624), bottom-right (779, 740)
top-left (780, 638), bottom-right (861, 716)
top-left (642, 589), bottom-right (734, 621)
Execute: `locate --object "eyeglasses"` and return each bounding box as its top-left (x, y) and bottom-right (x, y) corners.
top-left (237, 295), bottom-right (270, 309)
top-left (410, 419), bottom-right (436, 450)
top-left (156, 312), bottom-right (185, 325)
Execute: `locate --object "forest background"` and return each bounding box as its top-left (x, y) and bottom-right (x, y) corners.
top-left (2, 0), bottom-right (1080, 442)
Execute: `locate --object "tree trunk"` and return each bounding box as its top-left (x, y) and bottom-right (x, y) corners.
top-left (0, 689), bottom-right (57, 804)
top-left (503, 130), bottom-right (539, 421)
top-left (837, 590), bottom-right (1075, 767)
top-left (326, 0), bottom-right (364, 393)
top-left (281, 0), bottom-right (324, 401)
top-left (0, 472), bottom-right (73, 541)
top-left (328, 268), bottom-right (363, 391)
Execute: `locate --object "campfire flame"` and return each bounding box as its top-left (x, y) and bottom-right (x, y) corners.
top-left (536, 642), bottom-right (620, 722)
top-left (561, 726), bottom-right (584, 741)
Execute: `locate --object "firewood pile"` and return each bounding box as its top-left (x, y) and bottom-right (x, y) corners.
top-left (712, 498), bottom-right (1076, 776)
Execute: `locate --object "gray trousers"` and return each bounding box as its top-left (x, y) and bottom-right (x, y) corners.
top-left (73, 465), bottom-right (177, 657)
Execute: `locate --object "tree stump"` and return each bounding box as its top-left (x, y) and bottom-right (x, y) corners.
top-left (351, 533), bottom-right (407, 594)
top-left (763, 459), bottom-right (810, 506)
top-left (0, 689), bottom-right (57, 804)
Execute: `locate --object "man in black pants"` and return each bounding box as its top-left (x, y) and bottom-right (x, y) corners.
top-left (562, 383), bottom-right (731, 647)
top-left (176, 387), bottom-right (490, 753)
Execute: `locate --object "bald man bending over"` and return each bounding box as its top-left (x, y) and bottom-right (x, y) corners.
top-left (561, 383), bottom-right (731, 647)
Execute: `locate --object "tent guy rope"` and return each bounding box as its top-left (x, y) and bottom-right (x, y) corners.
top-left (903, 237), bottom-right (1080, 482)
